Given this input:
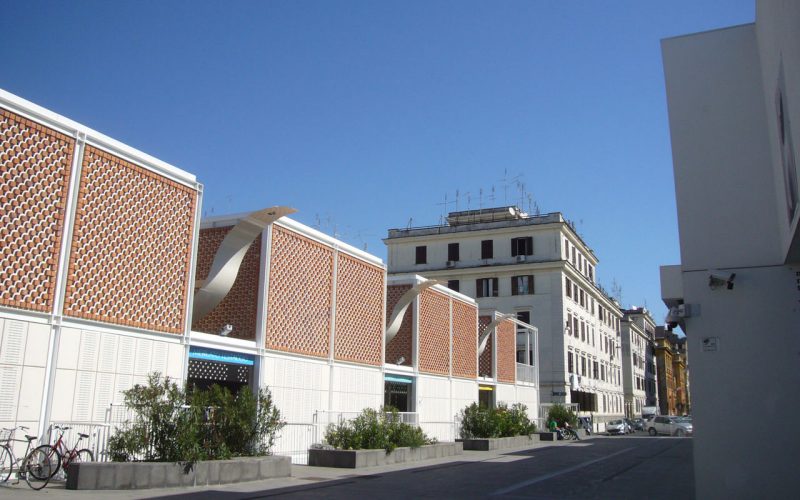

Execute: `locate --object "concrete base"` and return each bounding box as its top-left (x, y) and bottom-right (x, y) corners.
top-left (65, 455), bottom-right (291, 490)
top-left (537, 432), bottom-right (558, 441)
top-left (457, 435), bottom-right (535, 451)
top-left (308, 442), bottom-right (463, 468)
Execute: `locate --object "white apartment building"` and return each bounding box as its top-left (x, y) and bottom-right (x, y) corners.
top-left (619, 307), bottom-right (657, 418)
top-left (385, 207), bottom-right (625, 421)
top-left (660, 1), bottom-right (799, 497)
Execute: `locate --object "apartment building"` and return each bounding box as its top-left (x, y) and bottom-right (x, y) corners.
top-left (385, 206), bottom-right (624, 420)
top-left (619, 307), bottom-right (657, 418)
top-left (659, 1), bottom-right (799, 496)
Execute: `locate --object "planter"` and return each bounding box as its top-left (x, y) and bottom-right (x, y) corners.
top-left (308, 442), bottom-right (463, 468)
top-left (65, 455), bottom-right (291, 490)
top-left (457, 435), bottom-right (535, 451)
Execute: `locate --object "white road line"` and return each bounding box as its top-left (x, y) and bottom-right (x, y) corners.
top-left (491, 447), bottom-right (635, 496)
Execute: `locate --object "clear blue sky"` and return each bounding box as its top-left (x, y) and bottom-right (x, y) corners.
top-left (1, 0), bottom-right (755, 324)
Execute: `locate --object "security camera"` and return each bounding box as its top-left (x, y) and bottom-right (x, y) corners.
top-left (708, 272), bottom-right (735, 290)
top-left (665, 304), bottom-right (691, 329)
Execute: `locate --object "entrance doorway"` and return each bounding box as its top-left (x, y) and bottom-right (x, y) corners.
top-left (187, 347), bottom-right (255, 393)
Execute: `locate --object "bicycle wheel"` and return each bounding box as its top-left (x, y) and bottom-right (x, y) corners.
top-left (0, 446), bottom-right (12, 482)
top-left (24, 445), bottom-right (60, 490)
top-left (65, 448), bottom-right (94, 475)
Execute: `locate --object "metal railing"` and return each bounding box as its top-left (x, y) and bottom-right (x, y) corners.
top-left (516, 363), bottom-right (537, 384)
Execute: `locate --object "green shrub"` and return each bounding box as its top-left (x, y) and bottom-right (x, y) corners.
top-left (458, 402), bottom-right (537, 439)
top-left (546, 404), bottom-right (577, 428)
top-left (107, 373), bottom-right (284, 462)
top-left (324, 407), bottom-right (433, 453)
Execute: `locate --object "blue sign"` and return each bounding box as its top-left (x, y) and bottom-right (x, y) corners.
top-left (189, 346), bottom-right (254, 366)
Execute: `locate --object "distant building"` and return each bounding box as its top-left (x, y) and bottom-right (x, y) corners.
top-left (385, 207), bottom-right (624, 421)
top-left (619, 307), bottom-right (657, 418)
top-left (659, 2), bottom-right (799, 495)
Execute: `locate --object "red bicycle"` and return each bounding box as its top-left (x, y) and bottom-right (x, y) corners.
top-left (48, 425), bottom-right (94, 478)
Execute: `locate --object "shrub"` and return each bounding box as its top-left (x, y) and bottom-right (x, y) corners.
top-left (324, 407), bottom-right (433, 453)
top-left (458, 403), bottom-right (537, 439)
top-left (546, 404), bottom-right (578, 428)
top-left (107, 373), bottom-right (284, 462)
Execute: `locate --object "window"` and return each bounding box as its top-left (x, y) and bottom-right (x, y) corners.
top-left (568, 352), bottom-right (574, 373)
top-left (565, 277), bottom-right (572, 298)
top-left (581, 356), bottom-right (587, 376)
top-left (448, 242), bottom-right (459, 262)
top-left (511, 236), bottom-right (533, 256)
top-left (573, 317), bottom-right (579, 337)
top-left (481, 239), bottom-right (493, 259)
top-left (511, 275), bottom-right (534, 295)
top-left (447, 280), bottom-right (460, 292)
top-left (384, 378), bottom-right (413, 412)
top-left (415, 245), bottom-right (427, 264)
top-left (593, 361), bottom-right (599, 379)
top-left (476, 277), bottom-right (499, 298)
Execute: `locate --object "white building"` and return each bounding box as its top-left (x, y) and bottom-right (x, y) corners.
top-left (619, 307), bottom-right (657, 418)
top-left (385, 207), bottom-right (624, 422)
top-left (660, 1), bottom-right (800, 497)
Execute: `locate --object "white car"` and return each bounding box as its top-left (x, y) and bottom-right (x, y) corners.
top-left (606, 420), bottom-right (626, 435)
top-left (647, 415), bottom-right (693, 436)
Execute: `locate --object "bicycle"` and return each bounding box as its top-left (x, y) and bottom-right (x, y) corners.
top-left (48, 425), bottom-right (94, 480)
top-left (0, 426), bottom-right (60, 490)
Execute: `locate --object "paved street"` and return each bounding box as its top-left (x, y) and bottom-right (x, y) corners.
top-left (0, 435), bottom-right (694, 499)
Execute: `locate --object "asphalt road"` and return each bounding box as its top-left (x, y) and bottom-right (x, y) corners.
top-left (156, 436), bottom-right (694, 500)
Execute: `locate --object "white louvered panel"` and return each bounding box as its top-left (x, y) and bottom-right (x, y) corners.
top-left (0, 320), bottom-right (26, 365)
top-left (78, 331), bottom-right (100, 371)
top-left (93, 372), bottom-right (115, 421)
top-left (151, 342), bottom-right (168, 376)
top-left (114, 374), bottom-right (133, 404)
top-left (73, 371), bottom-right (96, 422)
top-left (0, 366), bottom-right (21, 420)
top-left (117, 336), bottom-right (135, 374)
top-left (134, 339), bottom-right (153, 376)
top-left (0, 318), bottom-right (4, 347)
top-left (98, 334), bottom-right (119, 373)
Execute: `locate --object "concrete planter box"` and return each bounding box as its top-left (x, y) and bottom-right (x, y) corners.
top-left (65, 455), bottom-right (291, 490)
top-left (308, 442), bottom-right (463, 468)
top-left (457, 435), bottom-right (536, 451)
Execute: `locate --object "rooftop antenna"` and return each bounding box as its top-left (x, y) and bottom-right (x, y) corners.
top-left (490, 185), bottom-right (496, 204)
top-left (479, 188), bottom-right (483, 209)
top-left (455, 189), bottom-right (460, 212)
top-left (407, 217), bottom-right (413, 229)
top-left (465, 192), bottom-right (471, 211)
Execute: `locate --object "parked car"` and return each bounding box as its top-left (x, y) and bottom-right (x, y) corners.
top-left (623, 418), bottom-right (636, 433)
top-left (647, 415), bottom-right (693, 436)
top-left (606, 420), bottom-right (626, 435)
top-left (632, 418), bottom-right (646, 431)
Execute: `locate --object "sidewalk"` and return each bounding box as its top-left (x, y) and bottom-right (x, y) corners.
top-left (0, 434), bottom-right (602, 499)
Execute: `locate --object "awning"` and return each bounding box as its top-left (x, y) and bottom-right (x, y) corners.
top-left (189, 346), bottom-right (254, 366)
top-left (385, 375), bottom-right (414, 384)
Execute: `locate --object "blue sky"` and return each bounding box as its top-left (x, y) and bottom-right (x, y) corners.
top-left (1, 0), bottom-right (755, 323)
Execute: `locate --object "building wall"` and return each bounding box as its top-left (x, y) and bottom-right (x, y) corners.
top-left (385, 284), bottom-right (413, 367)
top-left (417, 288), bottom-right (451, 376)
top-left (662, 7), bottom-right (800, 496)
top-left (193, 226), bottom-right (261, 340)
top-left (0, 90), bottom-right (200, 439)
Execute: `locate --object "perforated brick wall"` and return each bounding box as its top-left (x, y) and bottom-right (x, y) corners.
top-left (63, 146), bottom-right (197, 334)
top-left (451, 299), bottom-right (477, 379)
top-left (496, 320), bottom-right (516, 383)
top-left (265, 225), bottom-right (333, 357)
top-left (192, 226), bottom-right (261, 340)
top-left (386, 284), bottom-right (412, 367)
top-left (478, 315), bottom-right (493, 377)
top-left (418, 288), bottom-right (450, 375)
top-left (0, 108), bottom-right (74, 312)
top-left (334, 253), bottom-right (384, 366)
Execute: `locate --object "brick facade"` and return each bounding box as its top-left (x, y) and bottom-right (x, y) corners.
top-left (265, 224), bottom-right (333, 358)
top-left (334, 253), bottom-right (385, 366)
top-left (451, 299), bottom-right (477, 379)
top-left (0, 108), bottom-right (74, 313)
top-left (496, 319), bottom-right (516, 383)
top-left (386, 284), bottom-right (413, 367)
top-left (478, 315), bottom-right (493, 377)
top-left (418, 288), bottom-right (450, 375)
top-left (192, 226), bottom-right (261, 340)
top-left (63, 146), bottom-right (197, 334)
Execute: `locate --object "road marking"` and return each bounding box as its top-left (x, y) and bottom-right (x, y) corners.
top-left (491, 447), bottom-right (635, 496)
